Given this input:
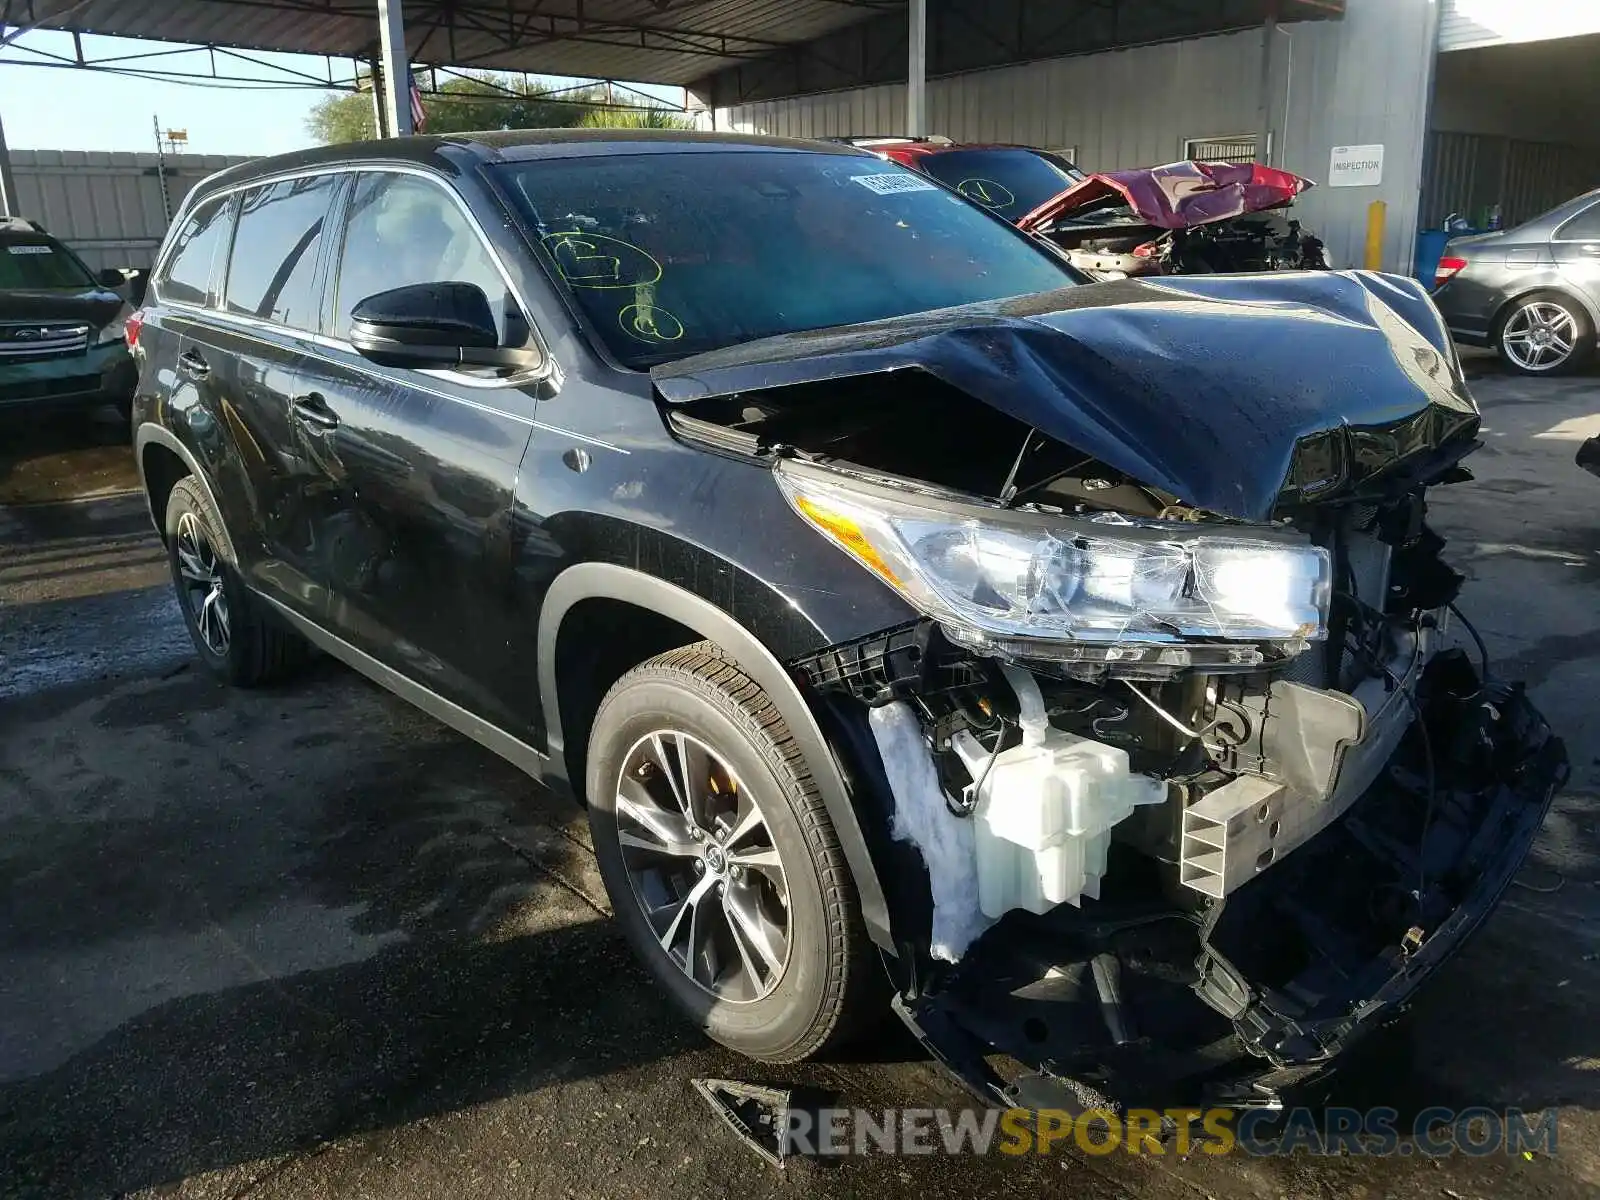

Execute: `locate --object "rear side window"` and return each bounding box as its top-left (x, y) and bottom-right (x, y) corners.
top-left (224, 175), bottom-right (337, 327)
top-left (1557, 201), bottom-right (1600, 241)
top-left (158, 197), bottom-right (232, 306)
top-left (331, 172), bottom-right (510, 341)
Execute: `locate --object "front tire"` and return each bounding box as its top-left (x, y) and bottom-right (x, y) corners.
top-left (586, 642), bottom-right (877, 1063)
top-left (164, 476), bottom-right (308, 686)
top-left (1493, 292), bottom-right (1594, 376)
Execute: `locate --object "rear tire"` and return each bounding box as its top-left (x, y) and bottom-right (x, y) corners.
top-left (1493, 291), bottom-right (1594, 376)
top-left (164, 476), bottom-right (308, 686)
top-left (586, 641), bottom-right (878, 1063)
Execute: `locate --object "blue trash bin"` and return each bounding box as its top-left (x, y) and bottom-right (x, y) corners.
top-left (1414, 229), bottom-right (1452, 288)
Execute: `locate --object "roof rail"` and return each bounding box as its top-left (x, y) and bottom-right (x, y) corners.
top-left (0, 215), bottom-right (45, 234)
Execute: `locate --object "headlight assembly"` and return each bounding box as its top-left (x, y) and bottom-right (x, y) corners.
top-left (778, 465), bottom-right (1330, 661)
top-left (93, 306), bottom-right (132, 347)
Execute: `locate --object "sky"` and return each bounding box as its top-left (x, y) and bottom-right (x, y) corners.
top-left (0, 30), bottom-right (683, 158)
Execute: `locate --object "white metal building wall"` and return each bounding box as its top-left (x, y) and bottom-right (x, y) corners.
top-left (714, 31), bottom-right (1274, 173)
top-left (1440, 0), bottom-right (1600, 51)
top-left (1440, 1), bottom-right (1499, 49)
top-left (1275, 0), bottom-right (1439, 275)
top-left (12, 150), bottom-right (252, 271)
top-left (715, 0), bottom-right (1442, 275)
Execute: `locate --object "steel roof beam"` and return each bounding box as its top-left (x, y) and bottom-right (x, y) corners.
top-left (438, 3), bottom-right (798, 56)
top-left (699, 0), bottom-right (1344, 106)
top-left (0, 28), bottom-right (683, 105)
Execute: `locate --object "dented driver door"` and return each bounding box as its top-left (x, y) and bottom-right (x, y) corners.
top-left (298, 168), bottom-right (540, 739)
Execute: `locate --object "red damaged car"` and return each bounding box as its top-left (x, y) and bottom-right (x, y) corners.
top-left (1019, 159), bottom-right (1329, 278)
top-left (847, 138), bottom-right (1328, 279)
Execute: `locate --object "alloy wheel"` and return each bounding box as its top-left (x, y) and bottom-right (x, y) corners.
top-left (175, 510), bottom-right (230, 656)
top-left (614, 729), bottom-right (791, 1003)
top-left (1501, 301), bottom-right (1578, 372)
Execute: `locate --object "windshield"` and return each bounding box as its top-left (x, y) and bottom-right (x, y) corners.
top-left (913, 148), bottom-right (1085, 223)
top-left (495, 150), bottom-right (1074, 367)
top-left (0, 237), bottom-right (96, 290)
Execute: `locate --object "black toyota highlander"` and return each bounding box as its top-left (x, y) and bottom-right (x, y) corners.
top-left (128, 130), bottom-right (1566, 1113)
top-left (0, 216), bottom-right (137, 419)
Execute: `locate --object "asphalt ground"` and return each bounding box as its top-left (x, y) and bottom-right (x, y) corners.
top-left (2, 360), bottom-right (1599, 1199)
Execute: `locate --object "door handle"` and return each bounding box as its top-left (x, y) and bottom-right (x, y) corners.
top-left (177, 349), bottom-right (210, 380)
top-left (291, 391), bottom-right (340, 430)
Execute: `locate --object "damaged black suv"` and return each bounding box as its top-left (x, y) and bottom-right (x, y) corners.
top-left (130, 130), bottom-right (1566, 1111)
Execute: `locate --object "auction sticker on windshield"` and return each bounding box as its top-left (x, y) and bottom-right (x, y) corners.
top-left (851, 173), bottom-right (939, 195)
top-left (7, 245), bottom-right (53, 255)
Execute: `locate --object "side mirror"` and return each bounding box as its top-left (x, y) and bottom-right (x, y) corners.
top-left (96, 267), bottom-right (128, 289)
top-left (349, 282), bottom-right (541, 372)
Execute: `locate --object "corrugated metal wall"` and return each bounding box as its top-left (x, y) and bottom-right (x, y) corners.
top-left (1439, 0), bottom-right (1600, 52)
top-left (714, 30), bottom-right (1274, 173)
top-left (1421, 131), bottom-right (1600, 228)
top-left (1440, 0), bottom-right (1508, 51)
top-left (715, 0), bottom-right (1444, 274)
top-left (12, 150), bottom-right (253, 271)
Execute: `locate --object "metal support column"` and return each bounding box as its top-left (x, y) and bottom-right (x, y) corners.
top-left (907, 0), bottom-right (927, 137)
top-left (369, 56), bottom-right (388, 138)
top-left (1257, 1), bottom-right (1279, 164)
top-left (376, 0), bottom-right (413, 138)
top-left (0, 108), bottom-right (16, 217)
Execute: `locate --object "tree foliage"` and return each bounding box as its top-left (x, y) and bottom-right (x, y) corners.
top-left (306, 73), bottom-right (616, 144)
top-left (577, 107), bottom-right (694, 130)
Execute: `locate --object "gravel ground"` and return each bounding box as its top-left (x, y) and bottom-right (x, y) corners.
top-left (2, 362), bottom-right (1598, 1199)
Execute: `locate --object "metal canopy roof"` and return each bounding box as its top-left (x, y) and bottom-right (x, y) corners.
top-left (22, 1), bottom-right (1346, 92)
top-left (20, 0), bottom-right (894, 86)
top-left (701, 0), bottom-right (1347, 107)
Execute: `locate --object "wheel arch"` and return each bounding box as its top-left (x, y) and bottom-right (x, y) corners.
top-left (538, 561), bottom-right (894, 949)
top-left (134, 423), bottom-right (239, 564)
top-left (1490, 283), bottom-right (1600, 342)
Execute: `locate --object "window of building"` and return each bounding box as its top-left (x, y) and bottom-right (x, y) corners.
top-left (1183, 135), bottom-right (1260, 164)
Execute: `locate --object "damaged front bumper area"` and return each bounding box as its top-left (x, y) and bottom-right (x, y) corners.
top-left (1197, 659), bottom-right (1564, 1079)
top-left (675, 267), bottom-right (1567, 1111)
top-left (796, 628), bottom-right (1566, 1113)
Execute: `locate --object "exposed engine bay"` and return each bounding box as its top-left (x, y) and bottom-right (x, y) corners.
top-left (1045, 209), bottom-right (1329, 280)
top-left (1015, 159), bottom-right (1328, 281)
top-left (654, 271), bottom-right (1567, 1111)
top-left (794, 593), bottom-right (1560, 1112)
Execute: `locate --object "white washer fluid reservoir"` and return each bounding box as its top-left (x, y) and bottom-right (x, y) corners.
top-left (952, 668), bottom-right (1167, 918)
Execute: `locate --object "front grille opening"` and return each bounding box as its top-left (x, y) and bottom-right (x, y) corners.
top-left (0, 322), bottom-right (90, 361)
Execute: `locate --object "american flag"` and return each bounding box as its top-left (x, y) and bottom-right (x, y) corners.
top-left (408, 68), bottom-right (427, 133)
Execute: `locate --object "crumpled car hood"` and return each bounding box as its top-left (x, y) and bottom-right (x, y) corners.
top-left (652, 271), bottom-right (1480, 522)
top-left (1015, 160), bottom-right (1315, 233)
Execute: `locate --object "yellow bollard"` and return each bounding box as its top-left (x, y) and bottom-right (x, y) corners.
top-left (1364, 200), bottom-right (1386, 271)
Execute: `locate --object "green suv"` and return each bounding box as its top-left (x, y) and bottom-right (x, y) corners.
top-left (0, 216), bottom-right (137, 419)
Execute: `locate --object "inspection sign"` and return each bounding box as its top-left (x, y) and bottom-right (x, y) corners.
top-left (1328, 144), bottom-right (1385, 187)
